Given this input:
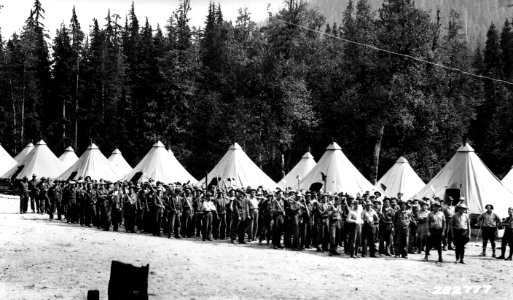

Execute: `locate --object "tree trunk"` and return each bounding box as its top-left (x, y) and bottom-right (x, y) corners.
top-left (281, 152), bottom-right (286, 179)
top-left (9, 78), bottom-right (17, 152)
top-left (62, 99), bottom-right (66, 148)
top-left (372, 124), bottom-right (385, 184)
top-left (74, 56), bottom-right (79, 150)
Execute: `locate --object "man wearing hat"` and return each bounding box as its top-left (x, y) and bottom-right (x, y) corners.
top-left (416, 200), bottom-right (430, 254)
top-left (477, 204), bottom-right (501, 257)
top-left (271, 190), bottom-right (286, 249)
top-left (18, 177), bottom-right (30, 214)
top-left (181, 186), bottom-right (194, 238)
top-left (258, 191), bottom-right (273, 245)
top-left (28, 174), bottom-right (39, 213)
top-left (424, 200), bottom-right (446, 263)
top-left (63, 180), bottom-right (77, 223)
top-left (442, 197), bottom-right (455, 251)
top-left (213, 190), bottom-right (228, 240)
top-left (167, 186), bottom-right (183, 238)
top-left (450, 203), bottom-right (471, 263)
top-left (346, 200), bottom-right (363, 258)
top-left (379, 198), bottom-right (394, 256)
top-left (231, 189), bottom-right (249, 244)
top-left (246, 188), bottom-right (260, 242)
top-left (123, 185), bottom-right (138, 233)
top-left (300, 192), bottom-right (314, 249)
top-left (497, 207), bottom-right (513, 260)
top-left (313, 194), bottom-right (329, 252)
top-left (361, 200), bottom-right (378, 257)
top-left (393, 200), bottom-right (413, 258)
top-left (37, 177), bottom-right (49, 215)
top-left (201, 191), bottom-right (217, 241)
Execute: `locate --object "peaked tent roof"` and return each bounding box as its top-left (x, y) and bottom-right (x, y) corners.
top-left (197, 143), bottom-right (278, 190)
top-left (14, 143), bottom-right (34, 163)
top-left (299, 142), bottom-right (375, 195)
top-left (59, 146), bottom-right (79, 169)
top-left (121, 141), bottom-right (197, 184)
top-left (2, 140), bottom-right (65, 180)
top-left (502, 167), bottom-right (513, 192)
top-left (108, 149), bottom-right (133, 178)
top-left (57, 143), bottom-right (120, 182)
top-left (375, 156), bottom-right (425, 199)
top-left (278, 152), bottom-right (316, 189)
top-left (0, 144), bottom-right (17, 177)
top-left (413, 143), bottom-right (513, 215)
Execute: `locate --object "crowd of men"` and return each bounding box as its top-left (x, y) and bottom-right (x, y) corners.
top-left (16, 174), bottom-right (513, 264)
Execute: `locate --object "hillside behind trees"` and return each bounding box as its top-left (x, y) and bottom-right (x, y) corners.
top-left (310, 0), bottom-right (513, 45)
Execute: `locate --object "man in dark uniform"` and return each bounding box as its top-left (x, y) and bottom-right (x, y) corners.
top-left (497, 207), bottom-right (513, 260)
top-left (327, 196), bottom-right (342, 256)
top-left (288, 193), bottom-right (302, 250)
top-left (152, 184), bottom-right (166, 236)
top-left (167, 186), bottom-right (183, 238)
top-left (38, 177), bottom-right (49, 214)
top-left (48, 181), bottom-right (62, 220)
top-left (192, 189), bottom-right (203, 237)
top-left (19, 177), bottom-right (30, 213)
top-left (314, 194), bottom-right (329, 252)
top-left (76, 180), bottom-right (86, 225)
top-left (111, 183), bottom-right (123, 232)
top-left (97, 182), bottom-right (111, 231)
top-left (84, 182), bottom-right (97, 227)
top-left (231, 189), bottom-right (248, 244)
top-left (259, 191), bottom-right (273, 245)
top-left (64, 181), bottom-right (77, 223)
top-left (271, 190), bottom-right (285, 249)
top-left (393, 199), bottom-right (412, 258)
top-left (136, 184), bottom-right (146, 232)
top-left (181, 187), bottom-right (194, 237)
top-left (123, 185), bottom-right (138, 233)
top-left (213, 190), bottom-right (228, 240)
top-left (300, 192), bottom-right (313, 249)
top-left (28, 175), bottom-right (38, 213)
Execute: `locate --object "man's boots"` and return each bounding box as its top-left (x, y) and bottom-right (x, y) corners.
top-left (480, 248), bottom-right (486, 256)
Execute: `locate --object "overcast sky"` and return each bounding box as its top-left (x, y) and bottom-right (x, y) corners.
top-left (0, 0), bottom-right (280, 38)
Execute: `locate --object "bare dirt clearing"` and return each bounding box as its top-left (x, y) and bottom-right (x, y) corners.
top-left (1, 196), bottom-right (512, 299)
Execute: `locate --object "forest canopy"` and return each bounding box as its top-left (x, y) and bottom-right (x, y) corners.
top-left (0, 0), bottom-right (512, 183)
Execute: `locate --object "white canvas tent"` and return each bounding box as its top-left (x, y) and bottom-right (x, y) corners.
top-left (375, 156), bottom-right (425, 199)
top-left (14, 143), bottom-right (34, 163)
top-left (2, 140), bottom-right (65, 180)
top-left (121, 141), bottom-right (197, 184)
top-left (299, 142), bottom-right (375, 195)
top-left (108, 149), bottom-right (133, 178)
top-left (59, 146), bottom-right (79, 169)
top-left (502, 167), bottom-right (513, 192)
top-left (413, 143), bottom-right (513, 215)
top-left (58, 143), bottom-right (120, 182)
top-left (198, 143), bottom-right (278, 190)
top-left (278, 152), bottom-right (316, 189)
top-left (0, 144), bottom-right (17, 177)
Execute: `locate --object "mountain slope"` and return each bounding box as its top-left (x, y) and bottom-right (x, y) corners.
top-left (309, 0), bottom-right (513, 46)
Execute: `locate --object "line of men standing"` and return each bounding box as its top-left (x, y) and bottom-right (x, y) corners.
top-left (17, 176), bottom-right (513, 263)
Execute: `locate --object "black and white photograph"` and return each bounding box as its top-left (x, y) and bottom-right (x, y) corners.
top-left (1, 0), bottom-right (513, 299)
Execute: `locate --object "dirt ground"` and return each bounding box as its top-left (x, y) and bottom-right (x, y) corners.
top-left (1, 196), bottom-right (513, 300)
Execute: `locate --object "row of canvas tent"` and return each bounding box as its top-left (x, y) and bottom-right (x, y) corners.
top-left (1, 140), bottom-right (513, 215)
top-left (0, 141), bottom-right (198, 184)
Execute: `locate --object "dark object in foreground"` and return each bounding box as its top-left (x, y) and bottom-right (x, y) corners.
top-left (87, 290), bottom-right (99, 300)
top-left (108, 260), bottom-right (149, 300)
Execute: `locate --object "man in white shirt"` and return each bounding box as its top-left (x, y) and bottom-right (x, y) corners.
top-left (346, 201), bottom-right (363, 258)
top-left (202, 191), bottom-right (217, 241)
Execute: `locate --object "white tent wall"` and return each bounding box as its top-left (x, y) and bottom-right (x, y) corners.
top-left (2, 140), bottom-right (65, 180)
top-left (278, 152), bottom-right (316, 189)
top-left (413, 144), bottom-right (513, 215)
top-left (57, 143), bottom-right (120, 182)
top-left (198, 143), bottom-right (278, 190)
top-left (299, 142), bottom-right (375, 195)
top-left (375, 156), bottom-right (425, 199)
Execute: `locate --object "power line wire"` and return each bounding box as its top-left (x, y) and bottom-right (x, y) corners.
top-left (278, 19), bottom-right (513, 86)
